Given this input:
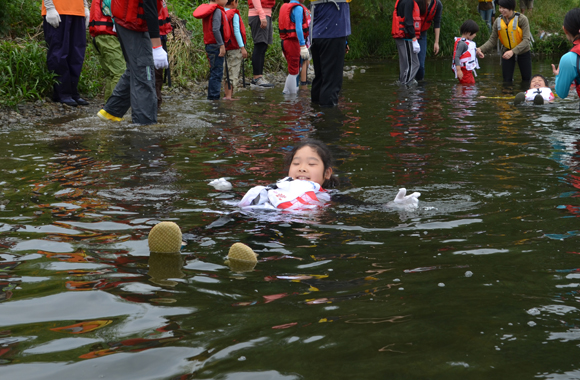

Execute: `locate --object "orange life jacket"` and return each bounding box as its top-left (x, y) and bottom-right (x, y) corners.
top-left (111, 0), bottom-right (163, 32)
top-left (392, 0), bottom-right (421, 39)
top-left (278, 3), bottom-right (310, 41)
top-left (225, 9), bottom-right (246, 50)
top-left (420, 0), bottom-right (438, 32)
top-left (193, 3), bottom-right (232, 46)
top-left (249, 0), bottom-right (276, 9)
top-left (89, 0), bottom-right (115, 37)
top-left (158, 2), bottom-right (172, 36)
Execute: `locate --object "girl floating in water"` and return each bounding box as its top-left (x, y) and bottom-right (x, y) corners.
top-left (514, 74), bottom-right (555, 105)
top-left (239, 139), bottom-right (338, 211)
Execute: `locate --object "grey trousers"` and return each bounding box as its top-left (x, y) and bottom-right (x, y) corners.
top-left (395, 38), bottom-right (419, 85)
top-left (104, 24), bottom-right (157, 125)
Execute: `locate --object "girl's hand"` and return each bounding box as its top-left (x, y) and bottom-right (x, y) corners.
top-left (457, 69), bottom-right (463, 80)
top-left (552, 63), bottom-right (560, 76)
top-left (477, 50), bottom-right (484, 58)
top-left (502, 50), bottom-right (514, 59)
top-left (219, 45), bottom-right (226, 57)
top-left (433, 42), bottom-right (440, 55)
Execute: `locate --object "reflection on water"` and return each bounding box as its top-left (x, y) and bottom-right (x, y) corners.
top-left (1, 59), bottom-right (580, 378)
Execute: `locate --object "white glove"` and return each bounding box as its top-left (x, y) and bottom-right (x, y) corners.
top-left (152, 46), bottom-right (169, 69)
top-left (46, 7), bottom-right (61, 28)
top-left (85, 7), bottom-right (90, 29)
top-left (300, 46), bottom-right (309, 60)
top-left (412, 40), bottom-right (420, 54)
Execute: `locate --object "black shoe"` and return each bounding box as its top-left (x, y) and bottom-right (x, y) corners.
top-left (514, 92), bottom-right (525, 105)
top-left (73, 97), bottom-right (89, 106)
top-left (533, 94), bottom-right (544, 105)
top-left (61, 99), bottom-right (78, 107)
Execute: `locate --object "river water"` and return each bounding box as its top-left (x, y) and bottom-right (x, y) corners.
top-left (1, 58), bottom-right (580, 379)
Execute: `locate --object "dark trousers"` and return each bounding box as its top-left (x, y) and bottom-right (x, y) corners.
top-left (252, 42), bottom-right (268, 76)
top-left (43, 15), bottom-right (86, 103)
top-left (501, 50), bottom-right (532, 82)
top-left (311, 36), bottom-right (346, 107)
top-left (416, 30), bottom-right (428, 81)
top-left (104, 24), bottom-right (157, 125)
top-left (205, 44), bottom-right (224, 100)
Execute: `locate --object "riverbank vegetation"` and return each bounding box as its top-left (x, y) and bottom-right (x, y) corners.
top-left (1, 0), bottom-right (579, 107)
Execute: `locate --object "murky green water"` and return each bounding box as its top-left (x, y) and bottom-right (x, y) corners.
top-left (1, 58), bottom-right (580, 379)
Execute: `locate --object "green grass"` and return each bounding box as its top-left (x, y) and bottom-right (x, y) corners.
top-left (0, 40), bottom-right (56, 107)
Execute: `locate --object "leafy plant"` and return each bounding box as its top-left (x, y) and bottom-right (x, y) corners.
top-left (0, 40), bottom-right (56, 107)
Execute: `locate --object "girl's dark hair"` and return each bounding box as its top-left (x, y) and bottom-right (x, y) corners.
top-left (226, 0), bottom-right (236, 5)
top-left (460, 20), bottom-right (479, 35)
top-left (531, 74), bottom-right (549, 87)
top-left (284, 139), bottom-right (339, 188)
top-left (564, 8), bottom-right (580, 39)
top-left (497, 0), bottom-right (516, 11)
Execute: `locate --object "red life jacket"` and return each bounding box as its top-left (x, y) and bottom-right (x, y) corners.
top-left (225, 9), bottom-right (246, 50)
top-left (89, 0), bottom-right (115, 37)
top-left (193, 3), bottom-right (232, 46)
top-left (249, 0), bottom-right (275, 9)
top-left (278, 3), bottom-right (310, 41)
top-left (571, 40), bottom-right (580, 97)
top-left (158, 2), bottom-right (172, 36)
top-left (392, 0), bottom-right (421, 39)
top-left (420, 0), bottom-right (438, 32)
top-left (111, 0), bottom-right (163, 32)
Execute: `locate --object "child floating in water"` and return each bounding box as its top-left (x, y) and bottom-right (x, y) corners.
top-left (452, 20), bottom-right (484, 85)
top-left (480, 74), bottom-right (555, 104)
top-left (239, 139), bottom-right (338, 211)
top-left (514, 74), bottom-right (555, 105)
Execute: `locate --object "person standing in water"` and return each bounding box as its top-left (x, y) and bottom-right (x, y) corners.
top-left (416, 0), bottom-right (442, 81)
top-left (279, 0), bottom-right (310, 95)
top-left (552, 8), bottom-right (580, 105)
top-left (392, 0), bottom-right (421, 85)
top-left (97, 0), bottom-right (169, 124)
top-left (476, 0), bottom-right (532, 83)
top-left (310, 0), bottom-right (351, 107)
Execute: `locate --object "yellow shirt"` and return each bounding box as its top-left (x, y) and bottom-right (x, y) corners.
top-left (42, 0), bottom-right (85, 17)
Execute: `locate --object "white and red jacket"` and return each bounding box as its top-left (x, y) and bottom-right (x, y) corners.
top-left (239, 177), bottom-right (331, 211)
top-left (525, 87), bottom-right (555, 102)
top-left (452, 37), bottom-right (480, 77)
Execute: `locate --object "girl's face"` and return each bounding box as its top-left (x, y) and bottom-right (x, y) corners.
top-left (498, 6), bottom-right (513, 19)
top-left (288, 146), bottom-right (332, 187)
top-left (530, 76), bottom-right (547, 88)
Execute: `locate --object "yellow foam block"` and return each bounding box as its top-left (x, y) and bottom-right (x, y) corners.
top-left (226, 243), bottom-right (258, 273)
top-left (148, 222), bottom-right (182, 253)
top-left (228, 242), bottom-right (258, 262)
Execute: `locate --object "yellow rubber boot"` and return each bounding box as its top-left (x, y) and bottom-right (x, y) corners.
top-left (97, 109), bottom-right (122, 122)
